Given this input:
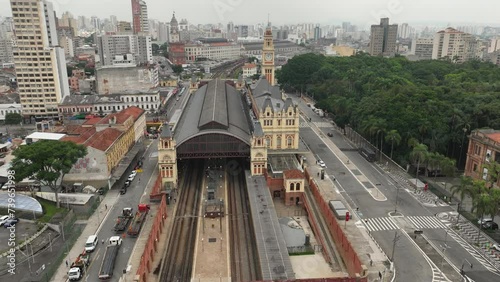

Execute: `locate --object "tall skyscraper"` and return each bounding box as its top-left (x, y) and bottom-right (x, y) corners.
top-left (10, 0), bottom-right (70, 120)
top-left (369, 18), bottom-right (398, 57)
top-left (97, 34), bottom-right (152, 66)
top-left (131, 0), bottom-right (149, 34)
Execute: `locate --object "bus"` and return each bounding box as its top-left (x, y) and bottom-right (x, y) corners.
top-left (359, 147), bottom-right (376, 162)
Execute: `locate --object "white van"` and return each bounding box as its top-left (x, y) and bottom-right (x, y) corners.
top-left (84, 235), bottom-right (98, 252)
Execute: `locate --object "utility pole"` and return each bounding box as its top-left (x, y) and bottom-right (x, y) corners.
top-left (391, 230), bottom-right (401, 261)
top-left (394, 185), bottom-right (400, 213)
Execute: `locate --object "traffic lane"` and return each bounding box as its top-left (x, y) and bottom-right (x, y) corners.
top-left (371, 230), bottom-right (433, 282)
top-left (300, 127), bottom-right (395, 218)
top-left (425, 228), bottom-right (500, 280)
top-left (86, 141), bottom-right (158, 280)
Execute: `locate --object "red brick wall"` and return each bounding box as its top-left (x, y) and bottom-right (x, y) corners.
top-left (304, 169), bottom-right (366, 279)
top-left (136, 195), bottom-right (168, 282)
top-left (285, 191), bottom-right (303, 206)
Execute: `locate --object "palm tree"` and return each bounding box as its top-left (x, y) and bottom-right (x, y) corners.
top-left (410, 143), bottom-right (429, 181)
top-left (482, 162), bottom-right (500, 189)
top-left (450, 175), bottom-right (474, 212)
top-left (440, 157), bottom-right (456, 178)
top-left (487, 189), bottom-right (500, 223)
top-left (407, 137), bottom-right (419, 148)
top-left (426, 152), bottom-right (441, 178)
top-left (385, 129), bottom-right (401, 159)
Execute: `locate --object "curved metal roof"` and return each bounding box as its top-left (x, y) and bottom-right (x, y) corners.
top-left (175, 79), bottom-right (252, 146)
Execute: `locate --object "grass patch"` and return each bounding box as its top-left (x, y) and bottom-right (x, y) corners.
top-left (38, 197), bottom-right (67, 223)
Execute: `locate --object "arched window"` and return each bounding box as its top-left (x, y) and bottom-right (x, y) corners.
top-left (290, 183), bottom-right (295, 191)
top-left (296, 183), bottom-right (301, 191)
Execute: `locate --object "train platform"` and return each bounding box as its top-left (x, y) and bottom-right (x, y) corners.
top-left (245, 171), bottom-right (295, 281)
top-left (191, 167), bottom-right (230, 281)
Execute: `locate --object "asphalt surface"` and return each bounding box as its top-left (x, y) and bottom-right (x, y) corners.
top-left (83, 82), bottom-right (188, 282)
top-left (292, 94), bottom-right (500, 282)
top-left (83, 138), bottom-right (158, 282)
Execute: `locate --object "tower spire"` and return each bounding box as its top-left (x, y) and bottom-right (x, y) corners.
top-left (267, 13), bottom-right (270, 27)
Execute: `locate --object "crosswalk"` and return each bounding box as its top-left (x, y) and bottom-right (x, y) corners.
top-left (407, 216), bottom-right (449, 229)
top-left (446, 230), bottom-right (499, 273)
top-left (363, 217), bottom-right (399, 232)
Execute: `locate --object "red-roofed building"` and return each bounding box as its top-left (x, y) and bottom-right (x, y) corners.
top-left (283, 169), bottom-right (305, 206)
top-left (59, 106), bottom-right (146, 187)
top-left (465, 129), bottom-right (500, 188)
top-left (242, 63), bottom-right (257, 78)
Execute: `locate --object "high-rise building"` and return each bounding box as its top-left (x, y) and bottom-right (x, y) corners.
top-left (158, 22), bottom-right (168, 43)
top-left (97, 34), bottom-right (152, 66)
top-left (10, 0), bottom-right (70, 120)
top-left (432, 27), bottom-right (477, 63)
top-left (411, 38), bottom-right (434, 60)
top-left (59, 12), bottom-right (78, 36)
top-left (314, 25), bottom-right (321, 41)
top-left (131, 0), bottom-right (149, 34)
top-left (369, 18), bottom-right (398, 57)
top-left (0, 38), bottom-right (14, 65)
top-left (117, 21), bottom-right (133, 33)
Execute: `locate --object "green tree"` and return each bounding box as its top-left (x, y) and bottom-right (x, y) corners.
top-left (410, 143), bottom-right (428, 180)
top-left (385, 129), bottom-right (401, 159)
top-left (450, 175), bottom-right (474, 212)
top-left (482, 162), bottom-right (500, 188)
top-left (152, 43), bottom-right (160, 55)
top-left (4, 112), bottom-right (23, 125)
top-left (67, 66), bottom-right (75, 77)
top-left (440, 157), bottom-right (456, 177)
top-left (172, 65), bottom-right (183, 75)
top-left (11, 140), bottom-right (87, 208)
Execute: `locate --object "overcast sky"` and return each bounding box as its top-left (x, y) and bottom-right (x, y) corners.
top-left (1, 0), bottom-right (499, 28)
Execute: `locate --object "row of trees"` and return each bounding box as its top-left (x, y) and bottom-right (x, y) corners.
top-left (451, 163), bottom-right (500, 227)
top-left (277, 53), bottom-right (500, 169)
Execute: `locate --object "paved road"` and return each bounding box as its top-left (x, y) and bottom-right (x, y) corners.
top-left (292, 94), bottom-right (500, 282)
top-left (83, 139), bottom-right (158, 282)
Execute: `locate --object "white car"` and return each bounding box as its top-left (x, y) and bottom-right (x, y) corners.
top-left (477, 218), bottom-right (493, 225)
top-left (128, 171), bottom-right (137, 181)
top-left (318, 160), bottom-right (326, 168)
top-left (0, 215), bottom-right (10, 226)
top-left (493, 244), bottom-right (500, 252)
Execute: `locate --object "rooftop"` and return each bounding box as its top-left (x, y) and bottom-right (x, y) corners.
top-left (84, 128), bottom-right (123, 152)
top-left (97, 106), bottom-right (144, 125)
top-left (25, 132), bottom-right (66, 141)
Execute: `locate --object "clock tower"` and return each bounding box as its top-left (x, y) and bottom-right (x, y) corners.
top-left (262, 24), bottom-right (275, 85)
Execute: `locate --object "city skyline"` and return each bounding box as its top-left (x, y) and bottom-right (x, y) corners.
top-left (1, 0), bottom-right (500, 28)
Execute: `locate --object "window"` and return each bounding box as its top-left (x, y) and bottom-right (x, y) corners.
top-left (473, 163), bottom-right (478, 172)
top-left (296, 183), bottom-right (301, 191)
top-left (290, 183), bottom-right (295, 191)
top-left (474, 145), bottom-right (481, 156)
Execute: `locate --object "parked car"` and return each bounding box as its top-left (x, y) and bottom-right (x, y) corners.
top-left (0, 215), bottom-right (10, 226)
top-left (124, 180), bottom-right (131, 187)
top-left (96, 187), bottom-right (105, 195)
top-left (478, 218), bottom-right (493, 225)
top-left (482, 221), bottom-right (499, 230)
top-left (120, 186), bottom-right (127, 195)
top-left (493, 244), bottom-right (500, 252)
top-left (318, 160), bottom-right (326, 168)
top-left (327, 132), bottom-right (333, 137)
top-left (3, 218), bottom-right (19, 228)
top-left (128, 171), bottom-right (137, 181)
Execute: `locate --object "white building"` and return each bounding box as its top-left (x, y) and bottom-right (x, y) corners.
top-left (432, 27), bottom-right (477, 63)
top-left (97, 34), bottom-right (152, 66)
top-left (0, 103), bottom-right (22, 121)
top-left (10, 0), bottom-right (70, 120)
top-left (58, 90), bottom-right (160, 117)
top-left (411, 38), bottom-right (434, 60)
top-left (242, 63), bottom-right (257, 78)
top-left (184, 40), bottom-right (241, 63)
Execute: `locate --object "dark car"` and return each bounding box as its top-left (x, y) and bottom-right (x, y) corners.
top-left (96, 187), bottom-right (105, 195)
top-left (120, 186), bottom-right (127, 195)
top-left (327, 132), bottom-right (333, 137)
top-left (3, 218), bottom-right (19, 228)
top-left (482, 221), bottom-right (499, 230)
top-left (124, 180), bottom-right (131, 187)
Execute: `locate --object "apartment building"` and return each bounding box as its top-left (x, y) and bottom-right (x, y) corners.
top-left (411, 38), bottom-right (434, 60)
top-left (131, 0), bottom-right (149, 34)
top-left (96, 34), bottom-right (152, 66)
top-left (10, 0), bottom-right (70, 120)
top-left (369, 18), bottom-right (398, 57)
top-left (432, 27), bottom-right (477, 63)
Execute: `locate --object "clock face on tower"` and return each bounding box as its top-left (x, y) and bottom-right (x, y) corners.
top-left (265, 53), bottom-right (273, 61)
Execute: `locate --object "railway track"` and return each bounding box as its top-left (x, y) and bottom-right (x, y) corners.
top-left (159, 161), bottom-right (203, 281)
top-left (228, 161), bottom-right (260, 282)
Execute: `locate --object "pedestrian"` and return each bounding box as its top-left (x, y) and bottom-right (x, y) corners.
top-left (101, 239), bottom-right (104, 244)
top-left (65, 260), bottom-right (69, 267)
top-left (174, 198), bottom-right (177, 203)
top-left (105, 204), bottom-right (107, 210)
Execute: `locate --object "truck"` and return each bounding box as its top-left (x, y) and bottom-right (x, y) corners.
top-left (68, 250), bottom-right (90, 281)
top-left (113, 208), bottom-right (133, 232)
top-left (127, 204), bottom-right (150, 237)
top-left (98, 236), bottom-right (122, 280)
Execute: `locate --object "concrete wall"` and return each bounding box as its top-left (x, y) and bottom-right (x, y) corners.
top-left (96, 66), bottom-right (157, 94)
top-left (64, 146), bottom-right (108, 184)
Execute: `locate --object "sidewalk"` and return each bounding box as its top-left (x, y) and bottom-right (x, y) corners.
top-left (305, 160), bottom-right (393, 281)
top-left (50, 192), bottom-right (119, 282)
